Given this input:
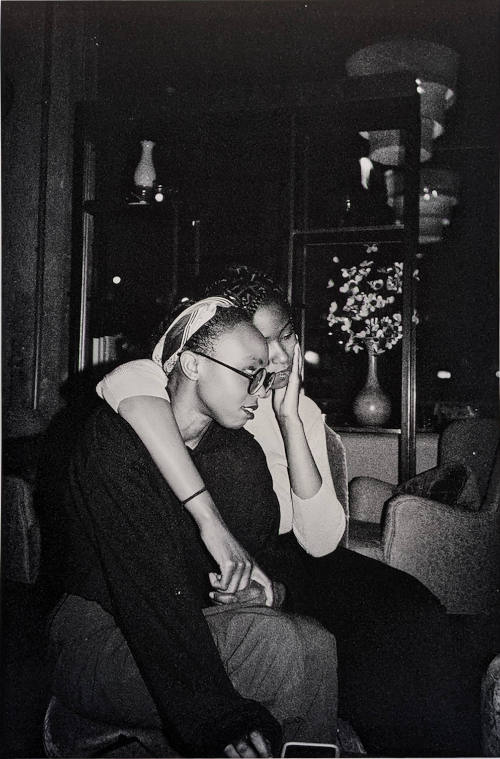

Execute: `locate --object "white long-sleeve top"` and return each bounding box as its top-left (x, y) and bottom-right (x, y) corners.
top-left (244, 393), bottom-right (345, 555)
top-left (96, 359), bottom-right (346, 556)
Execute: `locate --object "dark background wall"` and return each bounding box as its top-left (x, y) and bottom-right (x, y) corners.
top-left (2, 2), bottom-right (98, 437)
top-left (2, 0), bottom-right (499, 438)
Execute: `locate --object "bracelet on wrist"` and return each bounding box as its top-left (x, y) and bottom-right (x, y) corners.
top-left (181, 486), bottom-right (208, 506)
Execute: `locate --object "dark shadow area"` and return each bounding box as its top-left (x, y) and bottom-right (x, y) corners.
top-left (2, 365), bottom-right (116, 758)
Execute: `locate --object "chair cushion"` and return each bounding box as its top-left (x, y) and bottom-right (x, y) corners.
top-left (393, 461), bottom-right (481, 511)
top-left (348, 521), bottom-right (384, 561)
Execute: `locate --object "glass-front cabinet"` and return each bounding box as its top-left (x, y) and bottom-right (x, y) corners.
top-left (70, 74), bottom-right (421, 480)
top-left (288, 73), bottom-right (421, 480)
top-left (70, 100), bottom-right (291, 373)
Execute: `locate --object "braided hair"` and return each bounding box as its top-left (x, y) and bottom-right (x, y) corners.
top-left (203, 264), bottom-right (290, 317)
top-left (151, 265), bottom-right (292, 359)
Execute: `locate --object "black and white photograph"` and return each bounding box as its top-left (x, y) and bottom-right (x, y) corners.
top-left (2, 2), bottom-right (499, 757)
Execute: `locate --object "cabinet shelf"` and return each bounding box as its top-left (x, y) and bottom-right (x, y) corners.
top-left (83, 199), bottom-right (177, 217)
top-left (332, 425), bottom-right (403, 434)
top-left (292, 224), bottom-right (405, 245)
top-left (332, 425), bottom-right (438, 435)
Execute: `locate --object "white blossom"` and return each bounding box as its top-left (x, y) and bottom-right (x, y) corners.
top-left (326, 249), bottom-right (416, 354)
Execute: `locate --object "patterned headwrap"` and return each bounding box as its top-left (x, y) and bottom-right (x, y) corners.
top-left (152, 296), bottom-right (233, 374)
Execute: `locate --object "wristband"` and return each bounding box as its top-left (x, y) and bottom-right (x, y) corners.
top-left (181, 486), bottom-right (207, 506)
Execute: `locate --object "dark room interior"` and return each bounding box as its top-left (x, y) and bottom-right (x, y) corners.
top-left (2, 1), bottom-right (499, 757)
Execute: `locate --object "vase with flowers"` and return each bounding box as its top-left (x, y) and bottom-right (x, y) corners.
top-left (326, 250), bottom-right (418, 426)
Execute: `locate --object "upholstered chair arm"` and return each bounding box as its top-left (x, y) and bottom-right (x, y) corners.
top-left (324, 424), bottom-right (349, 547)
top-left (481, 654), bottom-right (500, 757)
top-left (348, 476), bottom-right (395, 523)
top-left (382, 494), bottom-right (500, 614)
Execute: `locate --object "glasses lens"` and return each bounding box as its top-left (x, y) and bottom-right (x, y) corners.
top-left (249, 369), bottom-right (276, 394)
top-left (263, 372), bottom-right (276, 391)
top-left (248, 369), bottom-right (265, 395)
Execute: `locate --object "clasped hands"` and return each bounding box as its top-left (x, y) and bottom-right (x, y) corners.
top-left (209, 576), bottom-right (285, 609)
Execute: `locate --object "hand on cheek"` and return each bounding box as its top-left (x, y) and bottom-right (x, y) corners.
top-left (272, 344), bottom-right (301, 421)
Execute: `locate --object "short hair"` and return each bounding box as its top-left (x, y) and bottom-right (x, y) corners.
top-left (183, 306), bottom-right (253, 357)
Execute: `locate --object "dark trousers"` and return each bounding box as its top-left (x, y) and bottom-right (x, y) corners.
top-left (277, 535), bottom-right (500, 757)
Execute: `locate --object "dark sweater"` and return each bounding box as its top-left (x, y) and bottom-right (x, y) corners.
top-left (63, 404), bottom-right (282, 756)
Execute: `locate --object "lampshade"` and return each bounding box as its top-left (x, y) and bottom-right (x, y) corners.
top-left (346, 40), bottom-right (459, 165)
top-left (385, 168), bottom-right (460, 244)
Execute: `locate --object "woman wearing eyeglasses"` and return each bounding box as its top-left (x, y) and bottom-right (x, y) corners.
top-left (48, 298), bottom-right (338, 758)
top-left (97, 279), bottom-right (345, 599)
top-left (96, 265), bottom-right (494, 757)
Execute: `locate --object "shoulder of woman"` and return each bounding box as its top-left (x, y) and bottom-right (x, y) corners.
top-left (297, 391), bottom-right (323, 421)
top-left (82, 404), bottom-right (144, 458)
top-left (298, 395), bottom-right (343, 446)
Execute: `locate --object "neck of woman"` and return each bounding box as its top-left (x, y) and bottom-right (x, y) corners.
top-left (168, 373), bottom-right (212, 450)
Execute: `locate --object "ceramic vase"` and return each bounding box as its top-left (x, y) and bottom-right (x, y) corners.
top-left (133, 140), bottom-right (156, 188)
top-left (353, 342), bottom-right (391, 426)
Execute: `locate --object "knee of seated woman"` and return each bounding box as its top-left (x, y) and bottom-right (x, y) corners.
top-left (289, 614), bottom-right (338, 673)
top-left (230, 608), bottom-right (336, 669)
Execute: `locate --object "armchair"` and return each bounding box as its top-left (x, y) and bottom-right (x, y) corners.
top-left (324, 423), bottom-right (349, 547)
top-left (482, 653), bottom-right (500, 756)
top-left (348, 419), bottom-right (500, 614)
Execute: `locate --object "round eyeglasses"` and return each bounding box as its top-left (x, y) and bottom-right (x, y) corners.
top-left (187, 350), bottom-right (276, 395)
